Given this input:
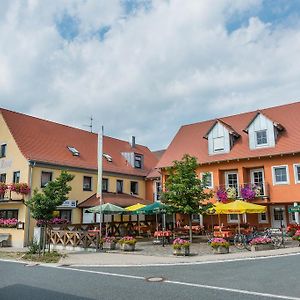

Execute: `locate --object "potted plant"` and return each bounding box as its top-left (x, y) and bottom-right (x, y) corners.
top-left (10, 183), bottom-right (30, 195)
top-left (292, 230), bottom-right (300, 246)
top-left (102, 236), bottom-right (117, 250)
top-left (216, 188), bottom-right (227, 203)
top-left (208, 238), bottom-right (230, 254)
top-left (241, 185), bottom-right (256, 200)
top-left (249, 237), bottom-right (274, 251)
top-left (0, 182), bottom-right (8, 196)
top-left (118, 236), bottom-right (137, 251)
top-left (172, 238), bottom-right (191, 256)
top-left (226, 187), bottom-right (237, 199)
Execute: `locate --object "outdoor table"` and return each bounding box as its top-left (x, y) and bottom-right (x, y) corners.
top-left (154, 230), bottom-right (172, 237)
top-left (213, 230), bottom-right (234, 238)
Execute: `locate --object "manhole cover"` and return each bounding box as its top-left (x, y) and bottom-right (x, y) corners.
top-left (145, 277), bottom-right (165, 282)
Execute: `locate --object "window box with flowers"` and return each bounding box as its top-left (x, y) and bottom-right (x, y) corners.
top-left (208, 238), bottom-right (230, 254)
top-left (172, 238), bottom-right (191, 256)
top-left (216, 188), bottom-right (227, 203)
top-left (0, 183), bottom-right (8, 197)
top-left (0, 218), bottom-right (18, 228)
top-left (249, 237), bottom-right (274, 251)
top-left (102, 236), bottom-right (117, 250)
top-left (10, 183), bottom-right (30, 195)
top-left (118, 236), bottom-right (137, 251)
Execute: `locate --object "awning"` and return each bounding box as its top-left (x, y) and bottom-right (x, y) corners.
top-left (78, 192), bottom-right (152, 208)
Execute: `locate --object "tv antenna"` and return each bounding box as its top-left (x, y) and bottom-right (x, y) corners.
top-left (83, 116), bottom-right (94, 133)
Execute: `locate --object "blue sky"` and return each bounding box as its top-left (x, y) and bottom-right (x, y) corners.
top-left (1, 0), bottom-right (300, 150)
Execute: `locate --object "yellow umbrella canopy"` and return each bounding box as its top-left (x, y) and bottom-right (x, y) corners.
top-left (218, 200), bottom-right (266, 214)
top-left (125, 203), bottom-right (146, 212)
top-left (207, 201), bottom-right (226, 214)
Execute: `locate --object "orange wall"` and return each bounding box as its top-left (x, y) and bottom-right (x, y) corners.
top-left (162, 153), bottom-right (300, 204)
top-left (145, 180), bottom-right (154, 202)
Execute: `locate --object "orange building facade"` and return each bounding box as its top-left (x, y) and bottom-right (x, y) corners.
top-left (158, 102), bottom-right (300, 229)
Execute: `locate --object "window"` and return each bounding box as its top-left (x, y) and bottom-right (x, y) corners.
top-left (256, 130), bottom-right (268, 146)
top-left (0, 209), bottom-right (18, 219)
top-left (83, 176), bottom-right (92, 191)
top-left (0, 173), bottom-right (6, 183)
top-left (294, 164), bottom-right (300, 184)
top-left (258, 212), bottom-right (268, 224)
top-left (155, 181), bottom-right (161, 201)
top-left (272, 166), bottom-right (289, 185)
top-left (41, 171), bottom-right (52, 188)
top-left (225, 171), bottom-right (239, 196)
top-left (134, 154), bottom-right (143, 169)
top-left (130, 181), bottom-right (138, 195)
top-left (192, 214), bottom-right (200, 222)
top-left (13, 171), bottom-right (20, 184)
top-left (102, 178), bottom-right (108, 192)
top-left (67, 146), bottom-right (80, 156)
top-left (116, 180), bottom-right (123, 193)
top-left (213, 137), bottom-right (225, 152)
top-left (201, 172), bottom-right (213, 188)
top-left (53, 210), bottom-right (72, 222)
top-left (227, 214), bottom-right (238, 223)
top-left (0, 144), bottom-right (7, 158)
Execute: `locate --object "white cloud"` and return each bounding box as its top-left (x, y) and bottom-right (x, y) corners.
top-left (1, 0), bottom-right (300, 150)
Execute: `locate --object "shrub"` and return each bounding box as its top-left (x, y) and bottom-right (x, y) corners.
top-left (249, 237), bottom-right (272, 245)
top-left (28, 241), bottom-right (39, 254)
top-left (292, 230), bottom-right (300, 241)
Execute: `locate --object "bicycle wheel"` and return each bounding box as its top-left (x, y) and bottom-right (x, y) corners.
top-left (234, 234), bottom-right (246, 250)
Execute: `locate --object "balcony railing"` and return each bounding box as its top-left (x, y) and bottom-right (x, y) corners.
top-left (215, 182), bottom-right (269, 201)
top-left (0, 190), bottom-right (27, 202)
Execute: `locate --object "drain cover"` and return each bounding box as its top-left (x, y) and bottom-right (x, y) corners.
top-left (146, 277), bottom-right (165, 282)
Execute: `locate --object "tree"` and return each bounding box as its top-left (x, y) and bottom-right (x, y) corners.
top-left (26, 171), bottom-right (75, 254)
top-left (161, 154), bottom-right (213, 242)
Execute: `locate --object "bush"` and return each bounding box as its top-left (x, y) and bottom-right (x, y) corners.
top-left (28, 241), bottom-right (39, 254)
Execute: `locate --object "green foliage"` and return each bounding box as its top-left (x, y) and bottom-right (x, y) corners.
top-left (161, 154), bottom-right (213, 215)
top-left (26, 171), bottom-right (74, 222)
top-left (28, 241), bottom-right (39, 254)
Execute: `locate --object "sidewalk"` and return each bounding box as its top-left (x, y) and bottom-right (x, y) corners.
top-left (59, 242), bottom-right (300, 267)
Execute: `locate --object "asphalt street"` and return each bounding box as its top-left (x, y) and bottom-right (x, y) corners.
top-left (0, 253), bottom-right (299, 300)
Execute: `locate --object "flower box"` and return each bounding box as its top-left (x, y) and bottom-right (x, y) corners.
top-left (212, 246), bottom-right (229, 254)
top-left (251, 244), bottom-right (274, 252)
top-left (103, 242), bottom-right (116, 250)
top-left (120, 243), bottom-right (135, 251)
top-left (173, 246), bottom-right (190, 256)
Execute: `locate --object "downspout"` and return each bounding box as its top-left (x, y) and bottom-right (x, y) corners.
top-left (25, 160), bottom-right (35, 246)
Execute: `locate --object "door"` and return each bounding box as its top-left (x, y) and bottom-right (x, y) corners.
top-left (271, 206), bottom-right (287, 228)
top-left (250, 168), bottom-right (265, 196)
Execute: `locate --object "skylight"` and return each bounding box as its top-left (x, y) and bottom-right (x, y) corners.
top-left (103, 153), bottom-right (112, 162)
top-left (67, 146), bottom-right (80, 156)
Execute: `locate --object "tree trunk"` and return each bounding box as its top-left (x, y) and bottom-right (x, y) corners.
top-left (42, 224), bottom-right (47, 255)
top-left (189, 214), bottom-right (192, 242)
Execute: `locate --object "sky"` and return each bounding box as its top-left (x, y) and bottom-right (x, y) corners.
top-left (1, 0), bottom-right (300, 150)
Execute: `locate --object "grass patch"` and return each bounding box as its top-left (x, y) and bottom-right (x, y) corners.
top-left (22, 251), bottom-right (65, 263)
top-left (0, 251), bottom-right (24, 260)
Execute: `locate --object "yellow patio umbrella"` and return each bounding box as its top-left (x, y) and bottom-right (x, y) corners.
top-left (207, 202), bottom-right (227, 230)
top-left (125, 203), bottom-right (146, 212)
top-left (218, 200), bottom-right (266, 234)
top-left (124, 203), bottom-right (146, 236)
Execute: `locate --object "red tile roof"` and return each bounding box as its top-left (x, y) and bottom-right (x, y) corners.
top-left (157, 101), bottom-right (300, 168)
top-left (1, 108), bottom-right (158, 176)
top-left (78, 192), bottom-right (152, 208)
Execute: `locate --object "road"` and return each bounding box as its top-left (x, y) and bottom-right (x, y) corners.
top-left (0, 253), bottom-right (299, 300)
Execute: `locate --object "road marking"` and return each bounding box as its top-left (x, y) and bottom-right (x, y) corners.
top-left (67, 251), bottom-right (300, 268)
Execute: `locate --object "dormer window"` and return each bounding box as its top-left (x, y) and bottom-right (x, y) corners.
top-left (67, 146), bottom-right (80, 156)
top-left (134, 154), bottom-right (143, 168)
top-left (213, 136), bottom-right (225, 153)
top-left (256, 130), bottom-right (268, 146)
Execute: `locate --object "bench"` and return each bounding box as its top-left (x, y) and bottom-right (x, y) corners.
top-left (0, 233), bottom-right (11, 247)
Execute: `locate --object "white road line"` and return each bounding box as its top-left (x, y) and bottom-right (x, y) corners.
top-left (164, 280), bottom-right (300, 300)
top-left (67, 251), bottom-right (300, 268)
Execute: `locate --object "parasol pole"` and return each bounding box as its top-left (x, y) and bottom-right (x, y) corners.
top-left (97, 126), bottom-right (104, 248)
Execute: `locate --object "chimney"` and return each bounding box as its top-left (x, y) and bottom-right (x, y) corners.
top-left (131, 136), bottom-right (136, 148)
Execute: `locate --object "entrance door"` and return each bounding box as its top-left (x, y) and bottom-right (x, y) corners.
top-left (271, 206), bottom-right (287, 228)
top-left (250, 169), bottom-right (265, 196)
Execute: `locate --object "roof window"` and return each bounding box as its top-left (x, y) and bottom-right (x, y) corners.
top-left (67, 146), bottom-right (80, 156)
top-left (103, 153), bottom-right (112, 162)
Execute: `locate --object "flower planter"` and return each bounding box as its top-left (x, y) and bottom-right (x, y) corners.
top-left (173, 246), bottom-right (190, 256)
top-left (120, 243), bottom-right (135, 251)
top-left (251, 244), bottom-right (274, 252)
top-left (103, 242), bottom-right (116, 250)
top-left (212, 246), bottom-right (229, 254)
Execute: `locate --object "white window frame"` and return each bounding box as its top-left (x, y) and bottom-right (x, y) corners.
top-left (225, 171), bottom-right (239, 188)
top-left (227, 214), bottom-right (239, 223)
top-left (272, 165), bottom-right (289, 185)
top-left (255, 129), bottom-right (268, 147)
top-left (293, 164), bottom-right (300, 184)
top-left (200, 172), bottom-right (213, 189)
top-left (258, 212), bottom-right (268, 224)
